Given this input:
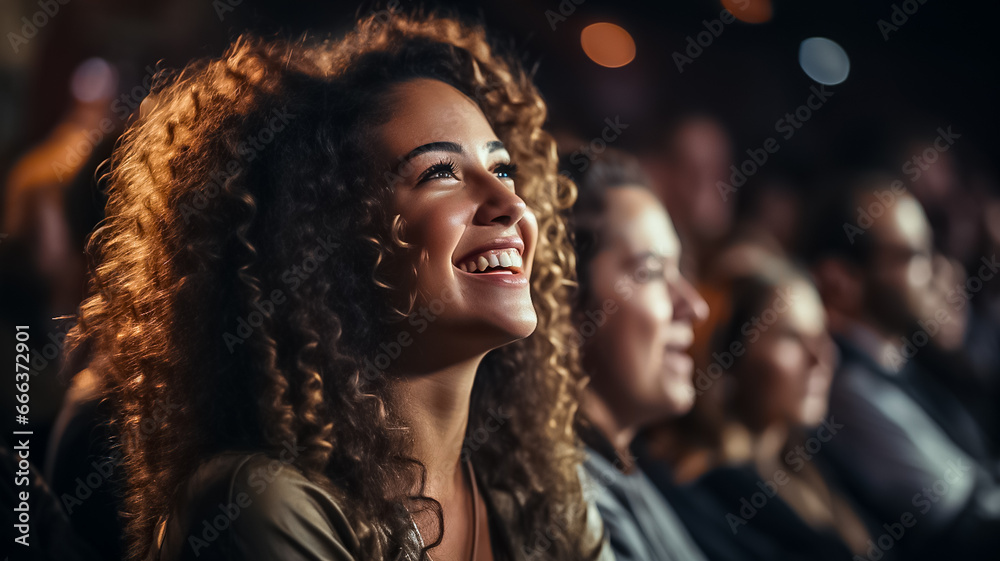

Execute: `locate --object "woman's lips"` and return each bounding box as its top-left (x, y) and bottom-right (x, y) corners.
top-left (663, 346), bottom-right (695, 377)
top-left (455, 262), bottom-right (528, 286)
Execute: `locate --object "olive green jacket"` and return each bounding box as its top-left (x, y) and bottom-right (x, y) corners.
top-left (148, 451), bottom-right (615, 561)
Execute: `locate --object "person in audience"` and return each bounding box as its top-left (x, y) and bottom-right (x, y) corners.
top-left (642, 254), bottom-right (880, 561)
top-left (640, 114), bottom-right (735, 280)
top-left (564, 147), bottom-right (712, 561)
top-left (61, 11), bottom-right (612, 561)
top-left (806, 173), bottom-right (1000, 559)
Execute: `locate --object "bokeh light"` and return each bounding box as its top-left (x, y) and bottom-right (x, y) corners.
top-left (798, 37), bottom-right (850, 85)
top-left (581, 22), bottom-right (636, 68)
top-left (721, 0), bottom-right (773, 24)
top-left (70, 57), bottom-right (117, 103)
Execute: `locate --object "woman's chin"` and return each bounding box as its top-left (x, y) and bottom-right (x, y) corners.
top-left (659, 363), bottom-right (697, 417)
top-left (494, 314), bottom-right (538, 342)
top-left (665, 386), bottom-right (696, 417)
top-left (462, 312), bottom-right (538, 351)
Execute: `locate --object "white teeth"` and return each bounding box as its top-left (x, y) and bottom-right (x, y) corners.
top-left (457, 247), bottom-right (523, 273)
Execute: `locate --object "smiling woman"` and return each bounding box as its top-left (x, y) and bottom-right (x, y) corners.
top-left (61, 9), bottom-right (610, 561)
top-left (383, 79), bottom-right (538, 345)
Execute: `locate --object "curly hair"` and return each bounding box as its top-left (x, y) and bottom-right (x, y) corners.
top-left (63, 9), bottom-right (595, 561)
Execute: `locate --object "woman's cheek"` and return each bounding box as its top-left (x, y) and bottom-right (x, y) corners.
top-left (767, 340), bottom-right (812, 417)
top-left (630, 284), bottom-right (670, 331)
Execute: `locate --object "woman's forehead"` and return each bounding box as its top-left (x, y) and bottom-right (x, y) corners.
top-left (381, 79), bottom-right (491, 137)
top-left (602, 187), bottom-right (679, 257)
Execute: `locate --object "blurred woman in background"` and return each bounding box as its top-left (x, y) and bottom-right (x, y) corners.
top-left (564, 147), bottom-right (712, 561)
top-left (642, 254), bottom-right (880, 561)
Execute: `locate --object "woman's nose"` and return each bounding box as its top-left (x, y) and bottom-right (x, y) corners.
top-left (672, 275), bottom-right (709, 325)
top-left (471, 170), bottom-right (526, 227)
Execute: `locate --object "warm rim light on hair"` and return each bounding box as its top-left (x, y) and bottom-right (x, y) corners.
top-left (580, 22), bottom-right (636, 68)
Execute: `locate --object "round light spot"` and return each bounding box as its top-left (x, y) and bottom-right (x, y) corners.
top-left (722, 0), bottom-right (773, 24)
top-left (798, 37), bottom-right (850, 85)
top-left (581, 22), bottom-right (636, 68)
top-left (71, 57), bottom-right (117, 103)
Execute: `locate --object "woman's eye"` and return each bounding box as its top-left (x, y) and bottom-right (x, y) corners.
top-left (418, 161), bottom-right (458, 184)
top-left (634, 256), bottom-right (668, 283)
top-left (494, 162), bottom-right (518, 180)
top-left (638, 267), bottom-right (666, 283)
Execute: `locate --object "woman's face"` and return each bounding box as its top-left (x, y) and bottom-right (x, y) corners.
top-left (584, 187), bottom-right (709, 426)
top-left (376, 79), bottom-right (538, 364)
top-left (736, 280), bottom-right (835, 429)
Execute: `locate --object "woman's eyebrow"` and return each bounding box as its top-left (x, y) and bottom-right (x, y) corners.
top-left (628, 251), bottom-right (673, 267)
top-left (399, 140), bottom-right (507, 167)
top-left (401, 141), bottom-right (462, 164)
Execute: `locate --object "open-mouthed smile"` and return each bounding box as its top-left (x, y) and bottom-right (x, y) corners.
top-left (457, 247), bottom-right (523, 274)
top-left (453, 240), bottom-right (528, 286)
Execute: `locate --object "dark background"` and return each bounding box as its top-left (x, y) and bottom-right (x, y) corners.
top-left (3, 0), bottom-right (998, 179)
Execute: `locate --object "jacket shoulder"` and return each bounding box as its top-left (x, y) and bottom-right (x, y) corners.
top-left (152, 451), bottom-right (360, 561)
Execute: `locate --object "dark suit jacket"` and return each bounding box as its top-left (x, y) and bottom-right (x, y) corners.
top-left (821, 334), bottom-right (1000, 559)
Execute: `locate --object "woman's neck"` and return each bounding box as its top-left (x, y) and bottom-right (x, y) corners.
top-left (580, 389), bottom-right (638, 472)
top-left (391, 354), bottom-right (484, 499)
top-left (741, 421), bottom-right (791, 471)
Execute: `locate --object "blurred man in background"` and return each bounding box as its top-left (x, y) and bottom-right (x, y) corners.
top-left (807, 174), bottom-right (1000, 559)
